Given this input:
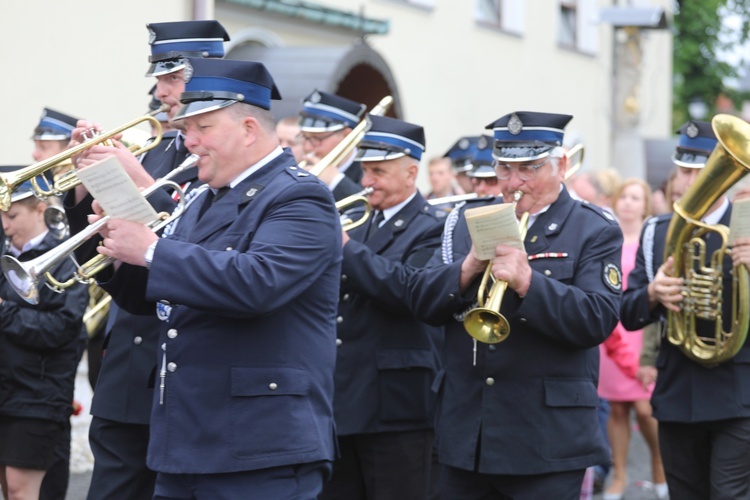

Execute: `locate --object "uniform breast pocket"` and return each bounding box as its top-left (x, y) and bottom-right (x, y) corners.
top-left (532, 259), bottom-right (574, 284)
top-left (376, 349), bottom-right (436, 423)
top-left (541, 378), bottom-right (601, 461)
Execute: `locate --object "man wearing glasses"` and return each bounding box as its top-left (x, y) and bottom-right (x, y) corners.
top-left (298, 90), bottom-right (366, 201)
top-left (404, 111), bottom-right (623, 498)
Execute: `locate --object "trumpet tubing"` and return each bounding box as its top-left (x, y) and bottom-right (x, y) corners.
top-left (336, 187), bottom-right (374, 232)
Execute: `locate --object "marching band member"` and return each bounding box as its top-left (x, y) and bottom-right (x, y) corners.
top-left (93, 57), bottom-right (340, 499)
top-left (65, 20), bottom-right (230, 500)
top-left (0, 180), bottom-right (88, 500)
top-left (465, 136), bottom-right (501, 198)
top-left (321, 116), bottom-right (445, 500)
top-left (405, 111), bottom-right (622, 499)
top-left (443, 135), bottom-right (484, 195)
top-left (297, 90), bottom-right (366, 201)
top-left (621, 119), bottom-right (750, 500)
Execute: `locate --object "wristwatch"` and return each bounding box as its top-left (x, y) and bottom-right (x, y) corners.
top-left (145, 240), bottom-right (158, 269)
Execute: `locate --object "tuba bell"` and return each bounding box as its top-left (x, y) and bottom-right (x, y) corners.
top-left (664, 114), bottom-right (750, 366)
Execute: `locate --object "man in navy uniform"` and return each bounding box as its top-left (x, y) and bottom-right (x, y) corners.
top-left (406, 111), bottom-right (622, 499)
top-left (443, 135), bottom-right (481, 195)
top-left (298, 89), bottom-right (366, 200)
top-left (93, 57), bottom-right (341, 499)
top-left (65, 20), bottom-right (230, 500)
top-left (621, 119), bottom-right (750, 499)
top-left (465, 135), bottom-right (501, 198)
top-left (320, 116), bottom-right (445, 500)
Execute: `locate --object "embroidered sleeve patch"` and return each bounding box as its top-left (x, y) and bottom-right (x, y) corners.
top-left (603, 262), bottom-right (622, 292)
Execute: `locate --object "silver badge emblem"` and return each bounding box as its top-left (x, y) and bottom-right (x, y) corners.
top-left (548, 223), bottom-right (558, 231)
top-left (148, 27), bottom-right (157, 45)
top-left (394, 219), bottom-right (404, 227)
top-left (458, 138), bottom-right (470, 150)
top-left (310, 91), bottom-right (321, 104)
top-left (183, 59), bottom-right (194, 83)
top-left (477, 135), bottom-right (489, 149)
top-left (246, 188), bottom-right (258, 198)
top-left (686, 122), bottom-right (699, 138)
top-left (508, 113), bottom-right (523, 135)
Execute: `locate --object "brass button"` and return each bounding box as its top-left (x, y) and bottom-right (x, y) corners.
top-left (485, 377), bottom-right (495, 386)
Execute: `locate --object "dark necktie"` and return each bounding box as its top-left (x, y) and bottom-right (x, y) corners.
top-left (197, 187), bottom-right (229, 221)
top-left (366, 210), bottom-right (385, 240)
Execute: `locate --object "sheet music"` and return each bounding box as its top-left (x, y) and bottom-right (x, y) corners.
top-left (464, 203), bottom-right (524, 260)
top-left (729, 196), bottom-right (750, 246)
top-left (76, 156), bottom-right (159, 224)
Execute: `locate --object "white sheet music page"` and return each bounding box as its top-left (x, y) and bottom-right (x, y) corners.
top-left (729, 196), bottom-right (750, 246)
top-left (76, 155), bottom-right (159, 224)
top-left (464, 203), bottom-right (524, 260)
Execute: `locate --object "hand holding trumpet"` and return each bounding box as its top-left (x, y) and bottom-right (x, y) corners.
top-left (88, 200), bottom-right (158, 268)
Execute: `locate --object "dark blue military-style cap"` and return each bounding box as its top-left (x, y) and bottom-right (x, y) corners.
top-left (173, 58), bottom-right (282, 120)
top-left (145, 20), bottom-right (230, 77)
top-left (466, 136), bottom-right (495, 178)
top-left (356, 115), bottom-right (425, 162)
top-left (486, 111), bottom-right (573, 162)
top-left (299, 90), bottom-right (366, 133)
top-left (673, 120), bottom-right (718, 168)
top-left (443, 135), bottom-right (493, 173)
top-left (32, 108), bottom-right (79, 141)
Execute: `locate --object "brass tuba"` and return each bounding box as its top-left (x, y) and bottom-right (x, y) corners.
top-left (665, 114), bottom-right (750, 365)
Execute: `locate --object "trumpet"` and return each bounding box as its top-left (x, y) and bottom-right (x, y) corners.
top-left (463, 191), bottom-right (529, 344)
top-left (0, 106), bottom-right (169, 210)
top-left (1, 154), bottom-right (198, 305)
top-left (337, 187), bottom-right (374, 232)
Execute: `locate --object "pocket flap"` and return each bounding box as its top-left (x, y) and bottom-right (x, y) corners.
top-left (532, 259), bottom-right (574, 280)
top-left (544, 379), bottom-right (598, 408)
top-left (230, 366), bottom-right (310, 397)
top-left (376, 349), bottom-right (434, 370)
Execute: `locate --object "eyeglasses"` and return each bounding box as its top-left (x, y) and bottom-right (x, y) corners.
top-left (297, 131), bottom-right (340, 147)
top-left (493, 158), bottom-right (550, 181)
top-left (470, 177), bottom-right (499, 186)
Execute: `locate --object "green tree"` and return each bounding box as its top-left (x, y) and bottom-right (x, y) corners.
top-left (673, 0), bottom-right (750, 128)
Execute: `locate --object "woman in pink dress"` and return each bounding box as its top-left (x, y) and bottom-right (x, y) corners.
top-left (598, 178), bottom-right (667, 500)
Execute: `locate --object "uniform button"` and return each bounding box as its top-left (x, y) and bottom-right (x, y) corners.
top-left (269, 383), bottom-right (278, 390)
top-left (225, 246), bottom-right (233, 251)
top-left (488, 345), bottom-right (497, 352)
top-left (544, 269), bottom-right (552, 276)
top-left (167, 362), bottom-right (177, 372)
top-left (341, 274), bottom-right (348, 283)
top-left (336, 338), bottom-right (343, 346)
top-left (133, 336), bottom-right (143, 345)
top-left (167, 329), bottom-right (178, 339)
top-left (342, 293), bottom-right (350, 301)
top-left (337, 316), bottom-right (343, 324)
top-left (448, 293), bottom-right (455, 300)
top-left (519, 317), bottom-right (527, 323)
top-left (485, 377), bottom-right (495, 386)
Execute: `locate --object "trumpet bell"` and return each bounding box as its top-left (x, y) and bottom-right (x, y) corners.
top-left (463, 308), bottom-right (511, 344)
top-left (1, 256), bottom-right (40, 304)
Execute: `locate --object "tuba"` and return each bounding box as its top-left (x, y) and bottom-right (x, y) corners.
top-left (665, 114), bottom-right (750, 366)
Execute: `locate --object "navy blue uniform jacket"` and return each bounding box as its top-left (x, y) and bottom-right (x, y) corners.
top-left (336, 192), bottom-right (445, 435)
top-left (621, 206), bottom-right (750, 423)
top-left (407, 188), bottom-right (622, 475)
top-left (104, 150), bottom-right (342, 474)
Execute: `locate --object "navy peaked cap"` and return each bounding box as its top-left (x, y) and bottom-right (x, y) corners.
top-left (145, 20), bottom-right (229, 77)
top-left (486, 111), bottom-right (573, 161)
top-left (299, 90), bottom-right (366, 132)
top-left (356, 115), bottom-right (425, 162)
top-left (32, 108), bottom-right (79, 141)
top-left (444, 135), bottom-right (493, 173)
top-left (173, 58), bottom-right (281, 120)
top-left (673, 120), bottom-right (718, 168)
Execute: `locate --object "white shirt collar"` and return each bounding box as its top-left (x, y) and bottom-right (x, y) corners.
top-left (9, 230), bottom-right (49, 257)
top-left (215, 146), bottom-right (284, 193)
top-left (702, 196), bottom-right (729, 225)
top-left (379, 191), bottom-right (417, 226)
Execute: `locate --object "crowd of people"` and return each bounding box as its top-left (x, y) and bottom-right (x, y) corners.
top-left (3, 17), bottom-right (750, 500)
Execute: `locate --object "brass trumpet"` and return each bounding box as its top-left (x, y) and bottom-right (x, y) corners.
top-left (0, 106), bottom-right (169, 210)
top-left (1, 154), bottom-right (198, 305)
top-left (337, 187), bottom-right (374, 232)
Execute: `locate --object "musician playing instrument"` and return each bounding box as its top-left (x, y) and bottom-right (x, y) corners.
top-left (621, 119), bottom-right (750, 500)
top-left (0, 180), bottom-right (88, 500)
top-left (92, 57), bottom-right (340, 499)
top-left (321, 116), bottom-right (445, 500)
top-left (298, 89), bottom-right (367, 201)
top-left (63, 21), bottom-right (230, 500)
top-left (405, 111), bottom-right (623, 499)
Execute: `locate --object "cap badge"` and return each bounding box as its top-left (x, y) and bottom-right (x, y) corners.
top-left (183, 59), bottom-right (194, 83)
top-left (458, 138), bottom-right (470, 150)
top-left (686, 122), bottom-right (699, 138)
top-left (310, 91), bottom-right (321, 104)
top-left (508, 113), bottom-right (523, 135)
top-left (477, 136), bottom-right (489, 149)
top-left (148, 27), bottom-right (157, 45)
